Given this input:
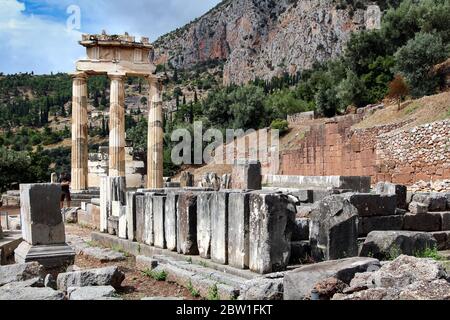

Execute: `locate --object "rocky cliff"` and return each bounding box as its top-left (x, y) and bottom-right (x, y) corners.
top-left (153, 0), bottom-right (379, 85)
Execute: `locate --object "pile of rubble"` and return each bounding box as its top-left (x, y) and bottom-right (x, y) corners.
top-left (409, 180), bottom-right (450, 193)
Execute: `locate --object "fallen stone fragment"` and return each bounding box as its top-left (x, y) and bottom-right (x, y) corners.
top-left (44, 274), bottom-right (57, 290)
top-left (359, 231), bottom-right (437, 260)
top-left (57, 266), bottom-right (125, 291)
top-left (333, 287), bottom-right (400, 300)
top-left (0, 287), bottom-right (65, 300)
top-left (408, 202), bottom-right (428, 214)
top-left (68, 286), bottom-right (117, 300)
top-left (283, 257), bottom-right (380, 300)
top-left (0, 262), bottom-right (44, 286)
top-left (239, 273), bottom-right (284, 300)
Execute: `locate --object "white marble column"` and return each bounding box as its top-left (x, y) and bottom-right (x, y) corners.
top-left (147, 77), bottom-right (164, 189)
top-left (71, 72), bottom-right (88, 191)
top-left (108, 74), bottom-right (126, 177)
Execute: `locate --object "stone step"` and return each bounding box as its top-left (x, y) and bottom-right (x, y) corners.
top-left (153, 255), bottom-right (248, 289)
top-left (151, 261), bottom-right (240, 300)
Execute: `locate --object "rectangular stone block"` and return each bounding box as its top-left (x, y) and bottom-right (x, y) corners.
top-left (196, 192), bottom-right (215, 259)
top-left (117, 204), bottom-right (127, 239)
top-left (357, 215), bottom-right (404, 237)
top-left (431, 212), bottom-right (450, 231)
top-left (412, 193), bottom-right (447, 212)
top-left (165, 193), bottom-right (179, 251)
top-left (20, 184), bottom-right (65, 245)
top-left (135, 194), bottom-right (145, 243)
top-left (143, 193), bottom-right (154, 246)
top-left (125, 192), bottom-right (137, 241)
top-left (99, 177), bottom-right (109, 233)
top-left (153, 195), bottom-right (166, 249)
top-left (211, 191), bottom-right (230, 265)
top-left (249, 192), bottom-right (295, 274)
top-left (228, 192), bottom-right (250, 269)
top-left (348, 193), bottom-right (397, 217)
top-left (403, 213), bottom-right (441, 232)
top-left (177, 192), bottom-right (198, 255)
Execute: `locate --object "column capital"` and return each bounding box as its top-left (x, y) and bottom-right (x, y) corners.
top-left (72, 72), bottom-right (88, 81)
top-left (108, 73), bottom-right (126, 81)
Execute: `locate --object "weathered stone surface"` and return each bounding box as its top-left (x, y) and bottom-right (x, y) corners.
top-left (180, 172), bottom-right (194, 188)
top-left (312, 277), bottom-right (348, 300)
top-left (201, 173), bottom-right (221, 191)
top-left (1, 277), bottom-right (43, 289)
top-left (403, 213), bottom-right (441, 232)
top-left (433, 211), bottom-right (450, 231)
top-left (239, 273), bottom-right (284, 300)
top-left (107, 216), bottom-right (119, 235)
top-left (117, 203), bottom-right (127, 239)
top-left (80, 246), bottom-right (126, 262)
top-left (360, 231), bottom-right (437, 260)
top-left (0, 262), bottom-right (43, 286)
top-left (0, 286), bottom-right (65, 300)
top-left (196, 192), bottom-right (215, 259)
top-left (398, 280), bottom-right (450, 300)
top-left (141, 296), bottom-right (183, 300)
top-left (283, 257), bottom-right (380, 300)
top-left (333, 255), bottom-right (449, 300)
top-left (347, 193), bottom-right (397, 217)
top-left (289, 241), bottom-right (311, 264)
top-left (375, 182), bottom-right (407, 210)
top-left (14, 241), bottom-right (75, 270)
top-left (135, 194), bottom-right (145, 243)
top-left (408, 202), bottom-right (428, 214)
top-left (125, 192), bottom-right (136, 241)
top-left (228, 192), bottom-right (250, 269)
top-left (412, 193), bottom-right (447, 212)
top-left (249, 192), bottom-right (295, 274)
top-left (231, 160), bottom-right (262, 190)
top-left (68, 285), bottom-right (116, 300)
top-left (370, 255), bottom-right (447, 288)
top-left (263, 175), bottom-right (370, 192)
top-left (357, 215), bottom-right (404, 237)
top-left (136, 255), bottom-right (158, 271)
top-left (143, 193), bottom-right (154, 246)
top-left (430, 231), bottom-right (450, 250)
top-left (310, 195), bottom-right (359, 261)
top-left (57, 266), bottom-right (125, 291)
top-left (211, 191), bottom-right (229, 265)
top-left (164, 192), bottom-right (178, 251)
top-left (177, 192), bottom-right (199, 255)
top-left (20, 184), bottom-right (65, 245)
top-left (153, 195), bottom-right (166, 249)
top-left (292, 218), bottom-right (310, 241)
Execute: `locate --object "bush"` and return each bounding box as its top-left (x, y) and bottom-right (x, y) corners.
top-left (270, 119), bottom-right (289, 134)
top-left (394, 32), bottom-right (448, 97)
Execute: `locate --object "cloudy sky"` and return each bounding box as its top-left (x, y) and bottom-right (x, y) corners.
top-left (0, 0), bottom-right (221, 74)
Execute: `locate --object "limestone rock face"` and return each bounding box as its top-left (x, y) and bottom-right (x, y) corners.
top-left (153, 0), bottom-right (373, 85)
top-left (359, 231), bottom-right (437, 260)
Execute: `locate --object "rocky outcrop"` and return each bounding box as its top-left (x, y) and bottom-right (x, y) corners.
top-left (153, 0), bottom-right (375, 85)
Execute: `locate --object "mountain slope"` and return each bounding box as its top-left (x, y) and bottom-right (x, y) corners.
top-left (153, 0), bottom-right (376, 85)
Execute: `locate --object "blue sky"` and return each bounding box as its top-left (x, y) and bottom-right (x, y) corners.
top-left (0, 0), bottom-right (221, 74)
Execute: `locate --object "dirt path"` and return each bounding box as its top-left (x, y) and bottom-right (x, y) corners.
top-left (65, 224), bottom-right (200, 300)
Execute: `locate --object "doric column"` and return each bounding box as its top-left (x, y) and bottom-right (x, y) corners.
top-left (71, 72), bottom-right (88, 191)
top-left (108, 74), bottom-right (126, 177)
top-left (147, 77), bottom-right (164, 189)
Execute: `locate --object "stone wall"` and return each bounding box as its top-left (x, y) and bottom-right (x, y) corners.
top-left (280, 116), bottom-right (450, 185)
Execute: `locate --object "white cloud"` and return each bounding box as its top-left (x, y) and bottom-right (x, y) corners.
top-left (0, 0), bottom-right (221, 74)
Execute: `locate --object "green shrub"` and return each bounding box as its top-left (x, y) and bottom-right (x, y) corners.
top-left (142, 269), bottom-right (168, 281)
top-left (270, 119), bottom-right (289, 134)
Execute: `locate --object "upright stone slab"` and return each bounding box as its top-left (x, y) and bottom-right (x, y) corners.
top-left (249, 192), bottom-right (295, 274)
top-left (125, 192), bottom-right (137, 241)
top-left (99, 176), bottom-right (109, 233)
top-left (117, 204), bottom-right (127, 240)
top-left (153, 195), bottom-right (166, 249)
top-left (177, 192), bottom-right (198, 255)
top-left (165, 192), bottom-right (179, 251)
top-left (197, 192), bottom-right (215, 259)
top-left (143, 193), bottom-right (154, 246)
top-left (15, 184), bottom-right (75, 269)
top-left (211, 191), bottom-right (229, 265)
top-left (228, 192), bottom-right (250, 269)
top-left (310, 195), bottom-right (359, 261)
top-left (135, 194), bottom-right (145, 243)
top-left (232, 160), bottom-right (262, 190)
